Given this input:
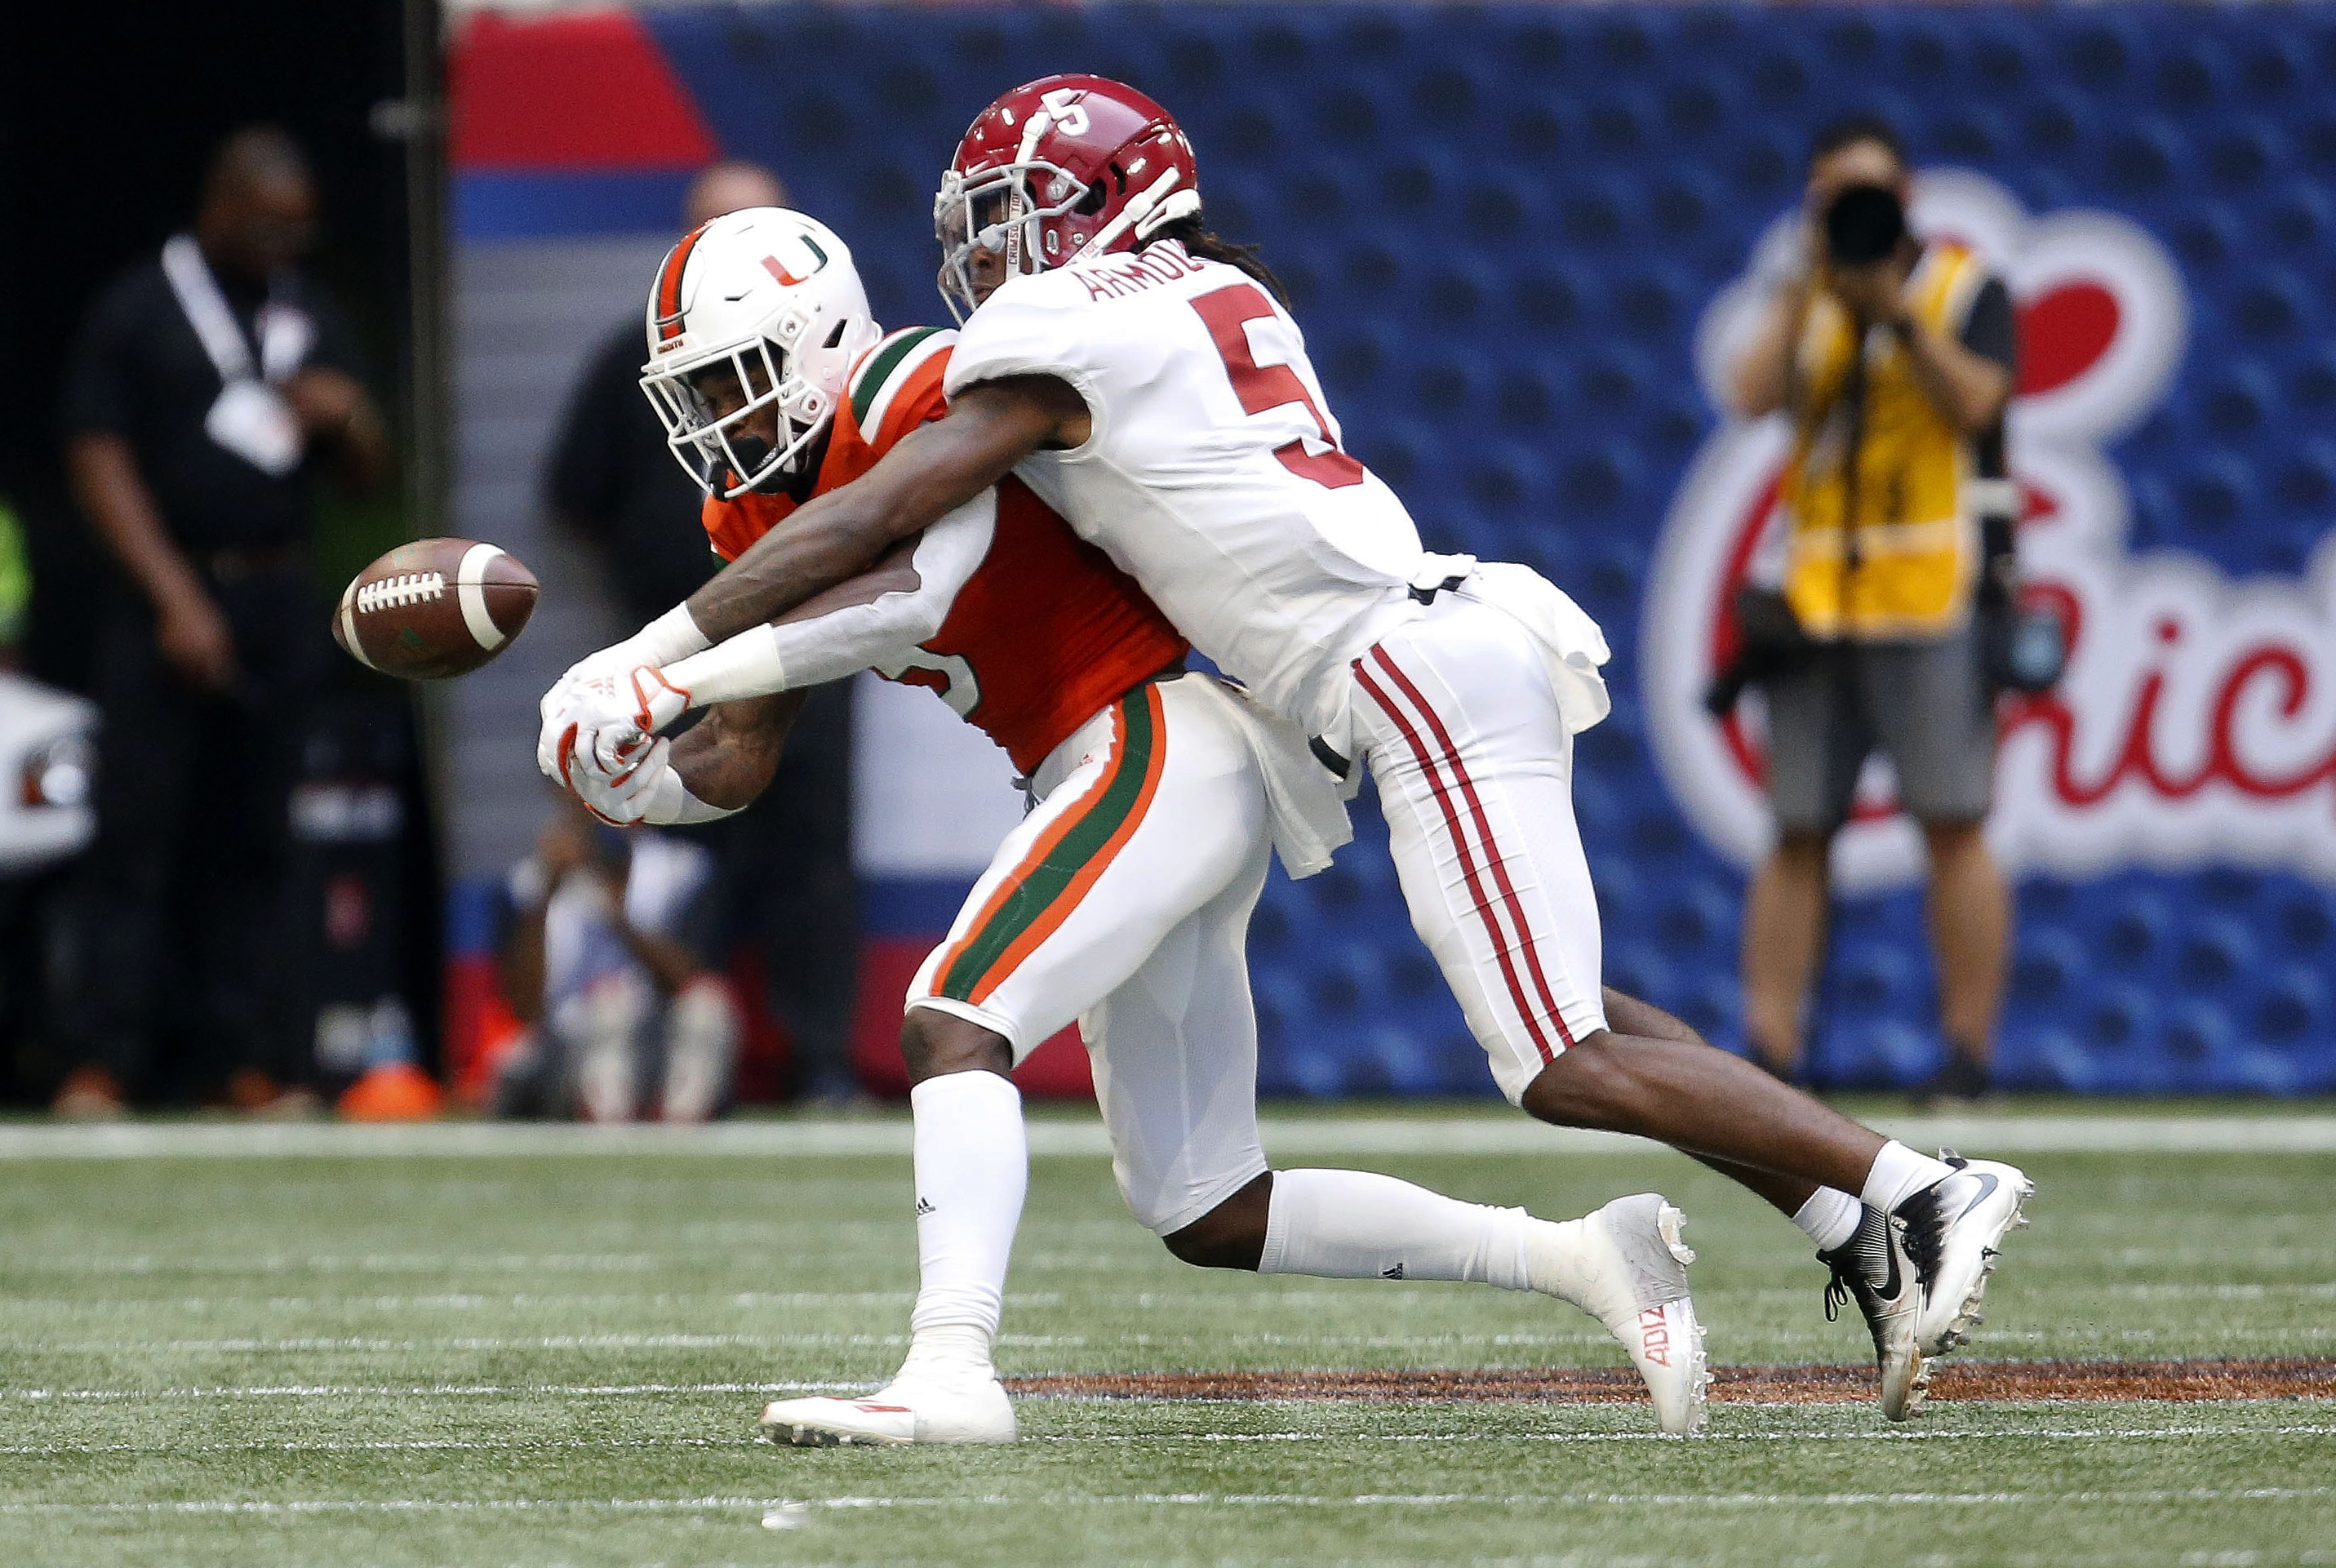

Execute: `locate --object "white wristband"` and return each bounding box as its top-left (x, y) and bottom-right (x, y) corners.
top-left (639, 767), bottom-right (741, 825)
top-left (662, 624), bottom-right (789, 708)
top-left (629, 604), bottom-right (713, 669)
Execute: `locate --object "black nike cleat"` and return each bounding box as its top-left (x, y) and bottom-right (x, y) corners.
top-left (1819, 1205), bottom-right (1928, 1421)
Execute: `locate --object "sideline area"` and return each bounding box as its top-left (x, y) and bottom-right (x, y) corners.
top-left (2, 1111), bottom-right (2334, 1159)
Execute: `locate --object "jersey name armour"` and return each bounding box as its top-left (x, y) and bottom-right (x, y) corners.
top-left (704, 327), bottom-right (1188, 772)
top-left (943, 241), bottom-right (1430, 737)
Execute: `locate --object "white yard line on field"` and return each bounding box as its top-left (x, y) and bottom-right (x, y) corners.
top-left (5, 1424), bottom-right (2332, 1457)
top-left (0, 1290), bottom-right (922, 1312)
top-left (0, 1437), bottom-right (757, 1455)
top-left (5, 1381), bottom-right (834, 1401)
top-left (1061, 1424), bottom-right (2336, 1443)
top-left (2, 1114), bottom-right (2335, 1161)
top-left (4, 1486), bottom-right (2333, 1517)
top-left (9, 1332), bottom-right (1090, 1353)
top-left (25, 1252), bottom-right (673, 1275)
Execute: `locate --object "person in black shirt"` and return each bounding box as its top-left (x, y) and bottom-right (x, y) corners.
top-left (544, 162), bottom-right (862, 1104)
top-left (56, 127), bottom-right (389, 1114)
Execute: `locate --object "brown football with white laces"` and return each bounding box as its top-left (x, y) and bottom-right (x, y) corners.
top-left (334, 538), bottom-right (539, 680)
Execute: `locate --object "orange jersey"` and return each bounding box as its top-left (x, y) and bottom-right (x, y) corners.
top-left (701, 326), bottom-right (1188, 773)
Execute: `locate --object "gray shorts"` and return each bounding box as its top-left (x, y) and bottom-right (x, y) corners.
top-left (1763, 629), bottom-right (1996, 835)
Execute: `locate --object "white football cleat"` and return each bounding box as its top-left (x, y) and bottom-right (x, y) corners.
top-left (758, 1372), bottom-right (1016, 1447)
top-left (1896, 1153), bottom-right (2034, 1357)
top-left (1530, 1193), bottom-right (1711, 1435)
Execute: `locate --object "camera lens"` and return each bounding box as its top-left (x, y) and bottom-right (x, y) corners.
top-left (1825, 184), bottom-right (1907, 266)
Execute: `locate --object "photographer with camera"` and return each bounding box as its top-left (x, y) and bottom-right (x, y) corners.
top-left (1723, 116), bottom-right (2030, 1104)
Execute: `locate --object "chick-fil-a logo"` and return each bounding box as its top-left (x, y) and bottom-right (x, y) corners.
top-left (1646, 171), bottom-right (2336, 891)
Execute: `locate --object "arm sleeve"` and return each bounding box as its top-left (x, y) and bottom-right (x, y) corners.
top-left (1957, 278), bottom-right (2016, 374)
top-left (659, 492), bottom-right (996, 706)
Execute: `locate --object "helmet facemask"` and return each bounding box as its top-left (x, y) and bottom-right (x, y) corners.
top-left (640, 327), bottom-right (837, 500)
top-left (934, 158), bottom-right (1091, 323)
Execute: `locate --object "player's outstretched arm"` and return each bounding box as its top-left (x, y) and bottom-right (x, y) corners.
top-left (556, 516), bottom-right (982, 804)
top-left (684, 375), bottom-right (1087, 644)
top-left (654, 496), bottom-right (992, 712)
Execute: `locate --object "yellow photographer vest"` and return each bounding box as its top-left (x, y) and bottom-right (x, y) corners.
top-left (1780, 242), bottom-right (1992, 640)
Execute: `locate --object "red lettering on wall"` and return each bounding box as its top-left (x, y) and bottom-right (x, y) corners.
top-left (2004, 627), bottom-right (2336, 811)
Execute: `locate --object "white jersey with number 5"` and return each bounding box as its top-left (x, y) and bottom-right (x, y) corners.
top-left (943, 239), bottom-right (1428, 737)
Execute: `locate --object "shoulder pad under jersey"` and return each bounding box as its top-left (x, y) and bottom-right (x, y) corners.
top-left (846, 326), bottom-right (955, 447)
top-left (941, 276), bottom-right (1104, 402)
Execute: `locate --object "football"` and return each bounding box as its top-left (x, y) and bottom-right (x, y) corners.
top-left (334, 537), bottom-right (539, 680)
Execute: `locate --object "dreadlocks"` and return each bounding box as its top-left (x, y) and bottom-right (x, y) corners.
top-left (1150, 215), bottom-right (1291, 309)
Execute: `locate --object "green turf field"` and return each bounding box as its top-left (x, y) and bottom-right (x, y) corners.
top-left (3, 1110), bottom-right (2332, 1566)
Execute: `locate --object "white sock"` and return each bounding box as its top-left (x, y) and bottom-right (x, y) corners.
top-left (1860, 1140), bottom-right (1956, 1215)
top-left (1792, 1186), bottom-right (1863, 1253)
top-left (899, 1071), bottom-right (1026, 1380)
top-left (1258, 1168), bottom-right (1533, 1289)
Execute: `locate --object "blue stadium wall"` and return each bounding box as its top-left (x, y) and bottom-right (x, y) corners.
top-left (460, 3), bottom-right (2336, 1097)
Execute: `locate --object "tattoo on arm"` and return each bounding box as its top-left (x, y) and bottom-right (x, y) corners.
top-left (771, 538), bottom-right (923, 626)
top-left (682, 379), bottom-right (1075, 644)
top-left (668, 691), bottom-right (806, 811)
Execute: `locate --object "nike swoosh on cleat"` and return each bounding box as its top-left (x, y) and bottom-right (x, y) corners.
top-left (1948, 1172), bottom-right (2001, 1224)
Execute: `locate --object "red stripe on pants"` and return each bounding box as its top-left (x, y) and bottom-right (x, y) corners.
top-left (1354, 652), bottom-right (1562, 1064)
top-left (1367, 646), bottom-right (1579, 1053)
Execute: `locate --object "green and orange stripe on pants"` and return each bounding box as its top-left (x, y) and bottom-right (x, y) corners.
top-left (933, 686), bottom-right (1168, 1007)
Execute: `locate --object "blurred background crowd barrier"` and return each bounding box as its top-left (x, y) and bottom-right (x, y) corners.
top-left (5, 2), bottom-right (2334, 1105)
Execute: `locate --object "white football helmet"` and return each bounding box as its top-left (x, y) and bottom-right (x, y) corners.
top-left (637, 208), bottom-right (881, 499)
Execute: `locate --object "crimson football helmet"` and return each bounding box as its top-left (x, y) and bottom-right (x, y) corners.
top-left (934, 73), bottom-right (1202, 320)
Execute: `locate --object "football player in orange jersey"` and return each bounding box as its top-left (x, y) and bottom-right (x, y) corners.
top-left (541, 209), bottom-right (1709, 1444)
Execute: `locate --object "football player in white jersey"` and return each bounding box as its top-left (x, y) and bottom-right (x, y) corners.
top-left (548, 208), bottom-right (1711, 1444)
top-left (555, 78), bottom-right (2030, 1424)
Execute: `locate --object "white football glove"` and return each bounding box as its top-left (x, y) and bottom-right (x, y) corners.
top-left (566, 733), bottom-right (672, 826)
top-left (541, 659), bottom-right (695, 782)
top-left (555, 670), bottom-right (738, 828)
top-left (562, 726), bottom-right (737, 827)
top-left (537, 654), bottom-right (620, 781)
top-left (566, 664), bottom-right (692, 777)
top-left (536, 606), bottom-right (713, 780)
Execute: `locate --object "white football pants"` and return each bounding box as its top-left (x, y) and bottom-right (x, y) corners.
top-left (1352, 597), bottom-right (1609, 1103)
top-left (908, 673), bottom-right (1277, 1234)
